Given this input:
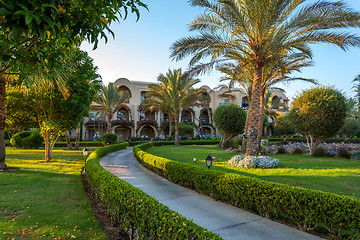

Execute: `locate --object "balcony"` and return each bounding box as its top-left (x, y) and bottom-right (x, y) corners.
top-left (137, 120), bottom-right (158, 128)
top-left (111, 120), bottom-right (134, 127)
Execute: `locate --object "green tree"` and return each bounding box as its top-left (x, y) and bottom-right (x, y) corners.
top-left (61, 50), bottom-right (100, 150)
top-left (94, 83), bottom-right (129, 133)
top-left (213, 104), bottom-right (246, 148)
top-left (0, 0), bottom-right (147, 169)
top-left (338, 117), bottom-right (360, 140)
top-left (170, 0), bottom-right (360, 156)
top-left (144, 69), bottom-right (204, 146)
top-left (289, 86), bottom-right (347, 155)
top-left (273, 114), bottom-right (295, 137)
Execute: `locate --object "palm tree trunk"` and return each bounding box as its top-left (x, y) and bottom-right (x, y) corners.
top-left (65, 129), bottom-right (73, 150)
top-left (256, 89), bottom-right (266, 148)
top-left (174, 113), bottom-right (180, 146)
top-left (245, 63), bottom-right (264, 156)
top-left (107, 113), bottom-right (111, 133)
top-left (0, 73), bottom-right (7, 170)
top-left (168, 114), bottom-right (173, 137)
top-left (74, 125), bottom-right (80, 150)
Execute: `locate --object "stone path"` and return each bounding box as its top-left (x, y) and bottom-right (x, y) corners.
top-left (100, 148), bottom-right (323, 240)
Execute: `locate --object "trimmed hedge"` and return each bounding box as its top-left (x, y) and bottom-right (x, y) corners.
top-left (268, 137), bottom-right (360, 144)
top-left (86, 142), bottom-right (222, 240)
top-left (134, 143), bottom-right (360, 238)
top-left (53, 141), bottom-right (104, 148)
top-left (10, 130), bottom-right (43, 149)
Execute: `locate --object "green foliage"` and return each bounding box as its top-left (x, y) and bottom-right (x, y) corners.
top-left (312, 147), bottom-right (327, 157)
top-left (274, 114), bottom-right (296, 137)
top-left (337, 148), bottom-right (351, 159)
top-left (338, 117), bottom-right (360, 139)
top-left (4, 128), bottom-right (10, 139)
top-left (276, 146), bottom-right (287, 154)
top-left (213, 104), bottom-right (246, 137)
top-left (135, 144), bottom-right (360, 238)
top-left (101, 133), bottom-right (117, 146)
top-left (292, 147), bottom-right (306, 155)
top-left (86, 143), bottom-right (222, 239)
top-left (10, 130), bottom-right (43, 149)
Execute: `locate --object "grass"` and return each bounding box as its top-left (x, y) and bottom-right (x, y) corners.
top-left (146, 145), bottom-right (360, 200)
top-left (0, 147), bottom-right (108, 240)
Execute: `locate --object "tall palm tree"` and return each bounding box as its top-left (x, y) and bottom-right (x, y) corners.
top-left (94, 83), bottom-right (129, 133)
top-left (144, 69), bottom-right (204, 146)
top-left (171, 0), bottom-right (360, 156)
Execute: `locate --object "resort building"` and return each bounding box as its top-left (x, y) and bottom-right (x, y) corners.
top-left (81, 78), bottom-right (289, 141)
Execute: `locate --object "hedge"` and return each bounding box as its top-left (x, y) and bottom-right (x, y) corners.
top-left (268, 137), bottom-right (360, 144)
top-left (134, 143), bottom-right (360, 238)
top-left (86, 142), bottom-right (222, 240)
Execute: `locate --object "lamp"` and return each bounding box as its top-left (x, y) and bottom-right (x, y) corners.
top-left (205, 154), bottom-right (213, 169)
top-left (83, 147), bottom-right (89, 173)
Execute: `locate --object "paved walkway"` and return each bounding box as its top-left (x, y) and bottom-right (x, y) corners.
top-left (100, 148), bottom-right (322, 240)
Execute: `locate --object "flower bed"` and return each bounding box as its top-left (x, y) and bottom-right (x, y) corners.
top-left (228, 155), bottom-right (281, 168)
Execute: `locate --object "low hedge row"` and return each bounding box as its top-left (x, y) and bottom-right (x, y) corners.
top-left (53, 141), bottom-right (104, 148)
top-left (86, 142), bottom-right (222, 240)
top-left (268, 137), bottom-right (360, 144)
top-left (134, 143), bottom-right (360, 238)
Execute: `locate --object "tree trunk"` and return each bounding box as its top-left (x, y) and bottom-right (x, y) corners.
top-left (107, 114), bottom-right (111, 133)
top-left (74, 125), bottom-right (80, 150)
top-left (44, 131), bottom-right (52, 163)
top-left (256, 90), bottom-right (266, 150)
top-left (168, 114), bottom-right (173, 137)
top-left (65, 129), bottom-right (73, 150)
top-left (174, 113), bottom-right (180, 146)
top-left (0, 74), bottom-right (7, 170)
top-left (245, 63), bottom-right (264, 156)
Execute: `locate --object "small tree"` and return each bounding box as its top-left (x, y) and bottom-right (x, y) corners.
top-left (213, 104), bottom-right (246, 148)
top-left (338, 117), bottom-right (360, 140)
top-left (273, 114), bottom-right (296, 137)
top-left (289, 86), bottom-right (347, 155)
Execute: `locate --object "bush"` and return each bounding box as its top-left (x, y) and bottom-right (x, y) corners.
top-left (4, 128), bottom-right (10, 139)
top-left (10, 130), bottom-right (43, 149)
top-left (134, 144), bottom-right (360, 238)
top-left (86, 143), bottom-right (222, 240)
top-left (312, 147), bottom-right (326, 157)
top-left (101, 133), bottom-right (117, 146)
top-left (337, 148), bottom-right (351, 159)
top-left (292, 147), bottom-right (306, 155)
top-left (276, 146), bottom-right (287, 154)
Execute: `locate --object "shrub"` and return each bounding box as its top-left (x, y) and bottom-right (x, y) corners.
top-left (134, 144), bottom-right (360, 238)
top-left (276, 146), bottom-right (287, 154)
top-left (101, 133), bottom-right (117, 146)
top-left (312, 147), bottom-right (326, 157)
top-left (10, 130), bottom-right (43, 149)
top-left (292, 147), bottom-right (306, 155)
top-left (337, 148), bottom-right (351, 159)
top-left (86, 143), bottom-right (222, 239)
top-left (4, 128), bottom-right (10, 139)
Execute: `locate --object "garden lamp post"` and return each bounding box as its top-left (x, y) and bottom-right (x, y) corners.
top-left (205, 154), bottom-right (213, 169)
top-left (83, 147), bottom-right (89, 173)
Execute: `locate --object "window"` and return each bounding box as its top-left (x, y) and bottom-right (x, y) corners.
top-left (220, 98), bottom-right (229, 105)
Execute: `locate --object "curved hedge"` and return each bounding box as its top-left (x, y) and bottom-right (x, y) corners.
top-left (134, 142), bottom-right (360, 238)
top-left (86, 142), bottom-right (222, 240)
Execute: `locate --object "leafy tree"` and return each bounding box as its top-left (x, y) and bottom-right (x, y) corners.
top-left (289, 86), bottom-right (347, 155)
top-left (338, 117), bottom-right (360, 140)
top-left (94, 83), bottom-right (129, 133)
top-left (61, 50), bottom-right (100, 150)
top-left (0, 0), bottom-right (147, 169)
top-left (170, 0), bottom-right (360, 156)
top-left (213, 104), bottom-right (246, 148)
top-left (143, 69), bottom-right (204, 146)
top-left (273, 114), bottom-right (295, 137)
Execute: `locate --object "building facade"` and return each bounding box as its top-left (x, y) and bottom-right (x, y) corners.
top-left (81, 78), bottom-right (289, 141)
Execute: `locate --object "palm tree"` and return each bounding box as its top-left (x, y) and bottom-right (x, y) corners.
top-left (94, 83), bottom-right (129, 133)
top-left (144, 69), bottom-right (204, 146)
top-left (171, 0), bottom-right (360, 156)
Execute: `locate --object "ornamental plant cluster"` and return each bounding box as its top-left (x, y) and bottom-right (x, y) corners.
top-left (86, 142), bottom-right (222, 240)
top-left (134, 143), bottom-right (360, 238)
top-left (228, 155), bottom-right (281, 169)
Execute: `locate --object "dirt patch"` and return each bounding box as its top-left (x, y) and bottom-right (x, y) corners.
top-left (82, 172), bottom-right (128, 240)
top-left (0, 167), bottom-right (19, 172)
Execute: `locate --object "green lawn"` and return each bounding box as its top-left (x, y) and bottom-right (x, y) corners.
top-left (146, 145), bottom-right (360, 200)
top-left (0, 147), bottom-right (108, 240)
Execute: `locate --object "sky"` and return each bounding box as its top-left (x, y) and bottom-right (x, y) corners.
top-left (81, 0), bottom-right (360, 100)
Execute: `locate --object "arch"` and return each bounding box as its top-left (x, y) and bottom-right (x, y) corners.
top-left (114, 126), bottom-right (132, 141)
top-left (200, 108), bottom-right (210, 123)
top-left (117, 107), bottom-right (130, 121)
top-left (181, 110), bottom-right (193, 123)
top-left (242, 96), bottom-right (249, 108)
top-left (199, 126), bottom-right (213, 136)
top-left (138, 125), bottom-right (156, 140)
top-left (118, 85), bottom-right (132, 103)
top-left (272, 95), bottom-right (279, 109)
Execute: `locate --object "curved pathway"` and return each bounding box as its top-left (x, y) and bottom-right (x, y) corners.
top-left (100, 148), bottom-right (322, 240)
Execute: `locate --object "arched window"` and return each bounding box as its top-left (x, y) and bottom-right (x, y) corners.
top-left (118, 86), bottom-right (131, 103)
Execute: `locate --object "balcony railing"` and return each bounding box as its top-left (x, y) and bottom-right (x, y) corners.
top-left (84, 120), bottom-right (107, 126)
top-left (111, 120), bottom-right (134, 127)
top-left (137, 120), bottom-right (158, 128)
